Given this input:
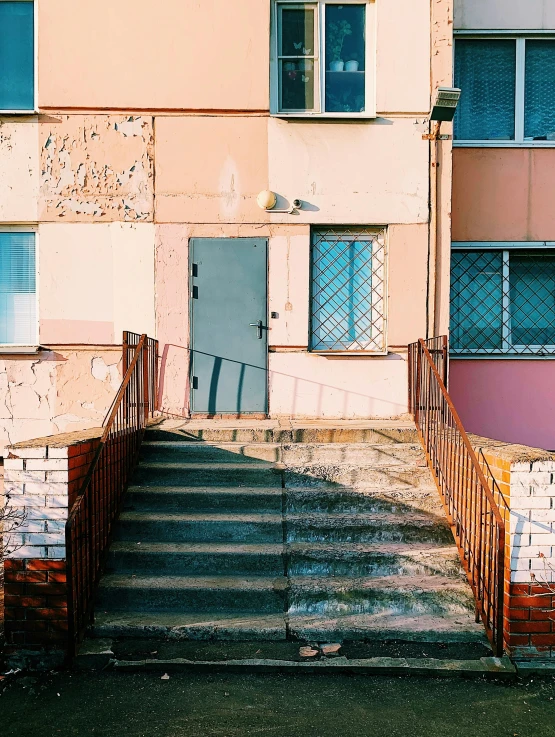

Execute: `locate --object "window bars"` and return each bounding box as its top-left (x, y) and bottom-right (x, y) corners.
top-left (450, 249), bottom-right (555, 355)
top-left (310, 227), bottom-right (386, 352)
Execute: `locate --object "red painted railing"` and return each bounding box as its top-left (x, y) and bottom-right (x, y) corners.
top-left (65, 332), bottom-right (158, 655)
top-left (408, 337), bottom-right (507, 656)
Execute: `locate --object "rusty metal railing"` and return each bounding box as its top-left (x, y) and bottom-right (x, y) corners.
top-left (408, 337), bottom-right (507, 656)
top-left (65, 332), bottom-right (158, 655)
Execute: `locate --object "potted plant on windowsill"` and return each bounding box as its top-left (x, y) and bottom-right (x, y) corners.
top-left (328, 19), bottom-right (352, 71)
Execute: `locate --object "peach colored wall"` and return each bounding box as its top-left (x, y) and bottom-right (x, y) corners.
top-left (452, 148), bottom-right (555, 242)
top-left (38, 223), bottom-right (155, 344)
top-left (0, 347), bottom-right (122, 455)
top-left (0, 118), bottom-right (39, 222)
top-left (38, 0), bottom-right (271, 111)
top-left (450, 360), bottom-right (555, 450)
top-left (455, 0), bottom-right (555, 30)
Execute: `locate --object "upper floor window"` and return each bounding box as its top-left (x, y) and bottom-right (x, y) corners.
top-left (0, 0), bottom-right (35, 112)
top-left (454, 37), bottom-right (555, 144)
top-left (450, 245), bottom-right (555, 356)
top-left (310, 227), bottom-right (386, 352)
top-left (0, 231), bottom-right (37, 346)
top-left (271, 1), bottom-right (376, 117)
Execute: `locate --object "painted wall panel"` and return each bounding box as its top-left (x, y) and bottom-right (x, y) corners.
top-left (376, 0), bottom-right (430, 112)
top-left (39, 115), bottom-right (154, 222)
top-left (38, 0), bottom-right (270, 110)
top-left (452, 148), bottom-right (555, 242)
top-left (0, 119), bottom-right (39, 222)
top-left (155, 116), bottom-right (269, 224)
top-left (268, 117), bottom-right (430, 225)
top-left (455, 0), bottom-right (555, 30)
top-left (450, 359), bottom-right (555, 450)
top-left (38, 223), bottom-right (155, 344)
top-left (269, 352), bottom-right (408, 418)
top-left (387, 223), bottom-right (428, 345)
top-left (268, 232), bottom-right (310, 348)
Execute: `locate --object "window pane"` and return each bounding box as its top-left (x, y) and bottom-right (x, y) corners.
top-left (280, 7), bottom-right (315, 56)
top-left (0, 232), bottom-right (36, 344)
top-left (311, 228), bottom-right (385, 352)
top-left (525, 40), bottom-right (555, 140)
top-left (0, 1), bottom-right (34, 110)
top-left (454, 40), bottom-right (516, 141)
top-left (279, 6), bottom-right (316, 111)
top-left (324, 4), bottom-right (365, 113)
top-left (450, 251), bottom-right (504, 351)
top-left (510, 252), bottom-right (555, 346)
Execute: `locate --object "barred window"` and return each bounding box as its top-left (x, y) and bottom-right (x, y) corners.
top-left (310, 227), bottom-right (386, 352)
top-left (450, 248), bottom-right (555, 355)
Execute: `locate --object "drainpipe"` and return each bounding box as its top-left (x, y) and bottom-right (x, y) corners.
top-left (426, 121), bottom-right (441, 339)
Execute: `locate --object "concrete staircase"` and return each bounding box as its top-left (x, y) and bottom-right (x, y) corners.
top-left (91, 421), bottom-right (486, 644)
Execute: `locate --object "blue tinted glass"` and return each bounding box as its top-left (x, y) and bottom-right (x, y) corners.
top-left (0, 1), bottom-right (34, 111)
top-left (454, 40), bottom-right (516, 141)
top-left (525, 40), bottom-right (555, 140)
top-left (0, 232), bottom-right (36, 344)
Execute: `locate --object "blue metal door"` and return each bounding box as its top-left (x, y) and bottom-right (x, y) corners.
top-left (190, 238), bottom-right (268, 414)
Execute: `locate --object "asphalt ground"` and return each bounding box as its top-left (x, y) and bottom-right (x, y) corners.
top-left (1, 670), bottom-right (555, 737)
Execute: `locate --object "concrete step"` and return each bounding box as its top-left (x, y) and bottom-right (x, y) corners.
top-left (284, 466), bottom-right (434, 490)
top-left (107, 541), bottom-right (284, 576)
top-left (286, 513), bottom-right (453, 545)
top-left (288, 575), bottom-right (474, 618)
top-left (92, 611), bottom-right (287, 640)
top-left (124, 485), bottom-right (283, 513)
top-left (133, 462), bottom-right (282, 488)
top-left (287, 543), bottom-right (463, 578)
top-left (144, 426), bottom-right (419, 445)
top-left (139, 441), bottom-right (425, 467)
top-left (96, 574), bottom-right (287, 614)
top-left (285, 487), bottom-right (444, 517)
top-left (140, 442), bottom-right (281, 464)
top-left (115, 511), bottom-right (283, 543)
top-left (106, 541), bottom-right (461, 579)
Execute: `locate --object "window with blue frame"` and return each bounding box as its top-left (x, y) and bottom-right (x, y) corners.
top-left (0, 232), bottom-right (36, 345)
top-left (0, 1), bottom-right (35, 112)
top-left (450, 247), bottom-right (555, 355)
top-left (454, 37), bottom-right (555, 143)
top-left (310, 227), bottom-right (386, 352)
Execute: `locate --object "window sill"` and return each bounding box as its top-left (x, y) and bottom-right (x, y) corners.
top-left (0, 345), bottom-right (41, 355)
top-left (309, 350), bottom-right (388, 357)
top-left (454, 141), bottom-right (555, 148)
top-left (0, 110), bottom-right (38, 116)
top-left (271, 112), bottom-right (376, 120)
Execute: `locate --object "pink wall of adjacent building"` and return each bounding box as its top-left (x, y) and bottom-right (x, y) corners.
top-left (450, 360), bottom-right (555, 450)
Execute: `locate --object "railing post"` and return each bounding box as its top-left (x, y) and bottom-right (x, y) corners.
top-left (142, 334), bottom-right (149, 423)
top-left (442, 334), bottom-right (448, 389)
top-left (414, 342), bottom-right (422, 423)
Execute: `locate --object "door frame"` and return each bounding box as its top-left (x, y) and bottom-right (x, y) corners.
top-left (188, 237), bottom-right (270, 417)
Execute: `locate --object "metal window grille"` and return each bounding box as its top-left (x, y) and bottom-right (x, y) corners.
top-left (310, 227), bottom-right (386, 352)
top-left (450, 249), bottom-right (555, 355)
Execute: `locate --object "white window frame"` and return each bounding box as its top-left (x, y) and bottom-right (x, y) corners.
top-left (454, 31), bottom-right (555, 148)
top-left (451, 241), bottom-right (555, 358)
top-left (0, 0), bottom-right (38, 115)
top-left (270, 0), bottom-right (376, 119)
top-left (0, 225), bottom-right (39, 351)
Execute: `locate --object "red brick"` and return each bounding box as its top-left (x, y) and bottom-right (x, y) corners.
top-left (510, 595), bottom-right (552, 608)
top-left (509, 584), bottom-right (532, 596)
top-left (46, 596), bottom-right (68, 608)
top-left (3, 607), bottom-right (25, 621)
top-left (507, 634), bottom-right (530, 646)
top-left (47, 571), bottom-right (67, 583)
top-left (8, 571), bottom-right (48, 583)
top-left (531, 609), bottom-right (555, 621)
top-left (507, 608), bottom-right (530, 621)
top-left (6, 595), bottom-right (48, 608)
top-left (531, 634), bottom-right (555, 646)
top-left (26, 560), bottom-right (66, 571)
top-left (4, 559), bottom-right (25, 571)
top-left (26, 582), bottom-right (67, 596)
top-left (25, 607), bottom-right (68, 620)
top-left (510, 621), bottom-right (552, 634)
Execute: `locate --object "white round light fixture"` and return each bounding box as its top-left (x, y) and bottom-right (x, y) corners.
top-left (256, 190), bottom-right (278, 210)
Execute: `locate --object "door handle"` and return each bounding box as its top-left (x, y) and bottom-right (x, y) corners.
top-left (249, 320), bottom-right (264, 339)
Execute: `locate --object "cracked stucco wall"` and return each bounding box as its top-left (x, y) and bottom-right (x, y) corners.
top-left (40, 115), bottom-right (154, 221)
top-left (0, 348), bottom-right (122, 455)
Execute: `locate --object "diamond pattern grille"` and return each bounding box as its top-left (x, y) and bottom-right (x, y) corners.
top-left (450, 249), bottom-right (555, 355)
top-left (310, 227), bottom-right (386, 352)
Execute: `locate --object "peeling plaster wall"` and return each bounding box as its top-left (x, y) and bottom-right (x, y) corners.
top-left (0, 347), bottom-right (121, 455)
top-left (39, 223), bottom-right (155, 344)
top-left (0, 118), bottom-right (39, 222)
top-left (40, 116), bottom-right (154, 222)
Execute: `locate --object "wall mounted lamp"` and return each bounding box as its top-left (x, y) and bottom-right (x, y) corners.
top-left (256, 190), bottom-right (301, 214)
